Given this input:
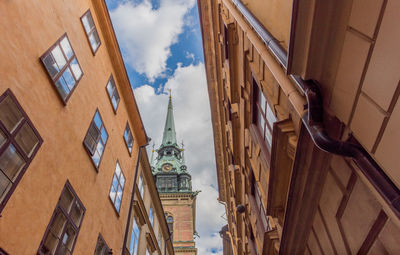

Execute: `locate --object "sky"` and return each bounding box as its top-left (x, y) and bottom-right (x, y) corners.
top-left (105, 0), bottom-right (226, 254)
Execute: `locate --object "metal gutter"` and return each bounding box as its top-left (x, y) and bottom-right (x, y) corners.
top-left (231, 0), bottom-right (400, 217)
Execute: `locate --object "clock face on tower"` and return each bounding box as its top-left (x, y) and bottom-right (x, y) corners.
top-left (162, 163), bottom-right (173, 172)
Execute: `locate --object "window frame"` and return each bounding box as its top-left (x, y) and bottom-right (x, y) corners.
top-left (252, 76), bottom-right (276, 163)
top-left (94, 233), bottom-right (111, 255)
top-left (105, 75), bottom-right (120, 113)
top-left (83, 109), bottom-right (108, 170)
top-left (40, 33), bottom-right (83, 104)
top-left (80, 9), bottom-right (101, 55)
top-left (149, 204), bottom-right (154, 227)
top-left (37, 180), bottom-right (85, 255)
top-left (109, 160), bottom-right (125, 215)
top-left (138, 173), bottom-right (145, 198)
top-left (129, 217), bottom-right (140, 255)
top-left (123, 122), bottom-right (134, 155)
top-left (0, 89), bottom-right (43, 214)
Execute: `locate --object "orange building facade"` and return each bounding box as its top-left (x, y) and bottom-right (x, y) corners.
top-left (0, 0), bottom-right (173, 255)
top-left (198, 0), bottom-right (400, 254)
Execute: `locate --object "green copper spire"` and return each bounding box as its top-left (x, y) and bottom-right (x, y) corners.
top-left (161, 93), bottom-right (177, 147)
top-left (152, 92), bottom-right (192, 193)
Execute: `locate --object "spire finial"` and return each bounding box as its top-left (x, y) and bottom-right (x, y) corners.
top-left (168, 88), bottom-right (172, 99)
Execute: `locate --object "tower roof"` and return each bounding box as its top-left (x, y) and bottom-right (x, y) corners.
top-left (161, 94), bottom-right (177, 148)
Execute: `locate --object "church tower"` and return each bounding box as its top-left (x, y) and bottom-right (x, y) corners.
top-left (152, 94), bottom-right (198, 255)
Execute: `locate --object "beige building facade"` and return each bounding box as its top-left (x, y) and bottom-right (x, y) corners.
top-left (198, 0), bottom-right (400, 254)
top-left (0, 0), bottom-right (173, 255)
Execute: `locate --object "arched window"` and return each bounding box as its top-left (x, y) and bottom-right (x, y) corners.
top-left (167, 216), bottom-right (174, 237)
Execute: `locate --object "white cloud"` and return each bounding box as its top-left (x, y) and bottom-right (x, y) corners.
top-left (133, 63), bottom-right (226, 253)
top-left (110, 0), bottom-right (195, 81)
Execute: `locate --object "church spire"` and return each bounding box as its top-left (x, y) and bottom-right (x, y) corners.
top-left (161, 90), bottom-right (177, 147)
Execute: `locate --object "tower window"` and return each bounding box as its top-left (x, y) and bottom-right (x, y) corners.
top-left (38, 181), bottom-right (85, 255)
top-left (106, 75), bottom-right (120, 113)
top-left (40, 34), bottom-right (83, 103)
top-left (109, 161), bottom-right (125, 213)
top-left (0, 90), bottom-right (42, 213)
top-left (83, 110), bottom-right (108, 169)
top-left (167, 216), bottom-right (174, 239)
top-left (81, 10), bottom-right (101, 54)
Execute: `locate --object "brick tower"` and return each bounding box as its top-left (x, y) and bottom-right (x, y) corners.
top-left (152, 94), bottom-right (198, 255)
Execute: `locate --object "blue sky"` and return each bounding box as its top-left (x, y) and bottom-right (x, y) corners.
top-left (106, 0), bottom-right (204, 91)
top-left (105, 0), bottom-right (226, 254)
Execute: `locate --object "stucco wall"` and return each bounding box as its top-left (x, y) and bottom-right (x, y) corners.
top-left (0, 0), bottom-right (144, 254)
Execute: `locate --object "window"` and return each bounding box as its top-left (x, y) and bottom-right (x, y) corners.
top-left (94, 234), bottom-right (111, 255)
top-left (38, 181), bottom-right (85, 255)
top-left (138, 174), bottom-right (144, 198)
top-left (0, 90), bottom-right (42, 213)
top-left (149, 205), bottom-right (154, 227)
top-left (250, 171), bottom-right (270, 231)
top-left (106, 75), bottom-right (120, 112)
top-left (157, 231), bottom-right (162, 250)
top-left (0, 248), bottom-right (8, 255)
top-left (41, 34), bottom-right (83, 103)
top-left (129, 218), bottom-right (140, 255)
top-left (253, 77), bottom-right (276, 149)
top-left (83, 110), bottom-right (108, 169)
top-left (81, 10), bottom-right (101, 54)
top-left (109, 161), bottom-right (125, 213)
top-left (123, 122), bottom-right (134, 154)
top-left (166, 216), bottom-right (173, 235)
top-left (224, 24), bottom-right (229, 60)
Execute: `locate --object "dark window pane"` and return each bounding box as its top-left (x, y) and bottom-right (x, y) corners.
top-left (0, 144), bottom-right (25, 182)
top-left (59, 224), bottom-right (76, 253)
top-left (70, 201), bottom-right (84, 227)
top-left (0, 95), bottom-right (24, 133)
top-left (59, 187), bottom-right (74, 213)
top-left (43, 54), bottom-right (59, 78)
top-left (84, 122), bottom-right (100, 156)
top-left (15, 122), bottom-right (39, 157)
top-left (0, 171), bottom-right (12, 203)
top-left (43, 211), bottom-right (67, 254)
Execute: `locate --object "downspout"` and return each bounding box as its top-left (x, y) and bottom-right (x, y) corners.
top-left (164, 232), bottom-right (172, 255)
top-left (229, 0), bottom-right (400, 217)
top-left (122, 140), bottom-right (151, 254)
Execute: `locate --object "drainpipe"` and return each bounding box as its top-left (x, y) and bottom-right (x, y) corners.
top-left (122, 139), bottom-right (151, 255)
top-left (228, 0), bottom-right (400, 217)
top-left (164, 232), bottom-right (172, 255)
